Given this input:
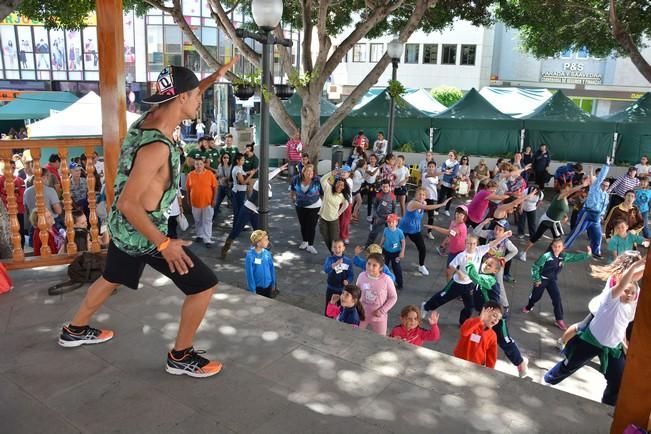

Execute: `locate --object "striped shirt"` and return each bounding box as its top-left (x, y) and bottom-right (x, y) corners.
top-left (609, 174), bottom-right (640, 198)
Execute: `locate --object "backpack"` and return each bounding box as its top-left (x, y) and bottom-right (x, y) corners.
top-left (47, 252), bottom-right (106, 296)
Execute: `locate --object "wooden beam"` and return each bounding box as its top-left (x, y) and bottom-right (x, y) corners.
top-left (97, 0), bottom-right (126, 210)
top-left (611, 255), bottom-right (651, 432)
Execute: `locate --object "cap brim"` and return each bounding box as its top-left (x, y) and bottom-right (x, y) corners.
top-left (141, 93), bottom-right (180, 104)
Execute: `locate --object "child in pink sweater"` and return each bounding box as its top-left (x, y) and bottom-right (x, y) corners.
top-left (356, 252), bottom-right (398, 335)
top-left (390, 305), bottom-right (440, 346)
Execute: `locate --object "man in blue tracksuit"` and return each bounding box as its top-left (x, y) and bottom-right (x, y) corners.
top-left (564, 157), bottom-right (612, 258)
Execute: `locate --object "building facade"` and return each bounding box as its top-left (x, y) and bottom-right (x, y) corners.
top-left (331, 20), bottom-right (651, 115)
top-left (0, 1), bottom-right (301, 136)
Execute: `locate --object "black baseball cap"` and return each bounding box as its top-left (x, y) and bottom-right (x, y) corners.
top-left (142, 65), bottom-right (199, 104)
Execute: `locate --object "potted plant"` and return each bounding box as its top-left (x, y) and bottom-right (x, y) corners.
top-left (232, 72), bottom-right (260, 100)
top-left (274, 83), bottom-right (294, 100)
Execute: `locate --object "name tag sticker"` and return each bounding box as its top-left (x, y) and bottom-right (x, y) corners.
top-left (340, 263), bottom-right (349, 270)
top-left (449, 229), bottom-right (456, 237)
top-left (470, 333), bottom-right (481, 343)
top-left (363, 283), bottom-right (370, 290)
top-left (254, 258), bottom-right (262, 265)
top-left (392, 243), bottom-right (399, 249)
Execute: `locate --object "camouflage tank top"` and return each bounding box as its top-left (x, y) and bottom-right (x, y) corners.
top-left (108, 112), bottom-right (180, 256)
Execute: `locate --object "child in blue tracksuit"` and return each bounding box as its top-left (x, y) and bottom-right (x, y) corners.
top-left (323, 239), bottom-right (354, 314)
top-left (522, 238), bottom-right (591, 330)
top-left (245, 230), bottom-right (277, 298)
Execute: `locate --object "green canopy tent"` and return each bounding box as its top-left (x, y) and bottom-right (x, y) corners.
top-left (431, 88), bottom-right (522, 156)
top-left (606, 93), bottom-right (651, 164)
top-left (342, 89), bottom-right (431, 152)
top-left (522, 90), bottom-right (616, 163)
top-left (253, 94), bottom-right (339, 145)
top-left (0, 91), bottom-right (79, 121)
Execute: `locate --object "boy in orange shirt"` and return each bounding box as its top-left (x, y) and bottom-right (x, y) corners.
top-left (453, 301), bottom-right (502, 369)
top-left (186, 157), bottom-right (217, 247)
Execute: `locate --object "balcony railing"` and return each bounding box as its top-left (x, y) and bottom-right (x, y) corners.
top-left (1, 138), bottom-right (106, 270)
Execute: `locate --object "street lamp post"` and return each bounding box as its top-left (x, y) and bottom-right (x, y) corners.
top-left (386, 38), bottom-right (404, 154)
top-left (235, 0), bottom-right (291, 231)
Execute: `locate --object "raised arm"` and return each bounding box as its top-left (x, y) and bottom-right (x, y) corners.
top-left (611, 257), bottom-right (645, 299)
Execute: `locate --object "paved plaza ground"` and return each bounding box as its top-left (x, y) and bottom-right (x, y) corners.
top-left (0, 178), bottom-right (615, 433)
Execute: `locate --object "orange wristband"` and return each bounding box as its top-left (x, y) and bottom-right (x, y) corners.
top-left (157, 237), bottom-right (171, 252)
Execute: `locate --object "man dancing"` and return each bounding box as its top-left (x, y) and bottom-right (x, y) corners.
top-left (58, 59), bottom-right (238, 378)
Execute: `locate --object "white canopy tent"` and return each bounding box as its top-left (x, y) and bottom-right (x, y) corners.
top-left (479, 87), bottom-right (552, 118)
top-left (27, 91), bottom-right (141, 138)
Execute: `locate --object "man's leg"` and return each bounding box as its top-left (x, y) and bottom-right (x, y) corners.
top-left (70, 277), bottom-right (121, 327)
top-left (174, 286), bottom-right (215, 351)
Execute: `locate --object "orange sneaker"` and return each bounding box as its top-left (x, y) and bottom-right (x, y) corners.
top-left (58, 325), bottom-right (114, 348)
top-left (165, 348), bottom-right (223, 378)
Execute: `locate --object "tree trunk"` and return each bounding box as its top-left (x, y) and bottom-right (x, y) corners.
top-left (609, 0), bottom-right (651, 84)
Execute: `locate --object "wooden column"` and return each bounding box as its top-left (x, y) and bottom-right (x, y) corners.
top-left (612, 255), bottom-right (651, 432)
top-left (58, 148), bottom-right (77, 256)
top-left (97, 0), bottom-right (126, 210)
top-left (85, 147), bottom-right (101, 253)
top-left (1, 152), bottom-right (23, 262)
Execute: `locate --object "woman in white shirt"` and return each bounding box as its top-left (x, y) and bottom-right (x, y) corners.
top-left (422, 160), bottom-right (439, 239)
top-left (393, 155), bottom-right (410, 216)
top-left (231, 153), bottom-right (253, 223)
top-left (364, 154), bottom-right (380, 222)
top-left (635, 155), bottom-right (650, 176)
top-left (544, 256), bottom-right (644, 406)
top-left (351, 159), bottom-right (366, 222)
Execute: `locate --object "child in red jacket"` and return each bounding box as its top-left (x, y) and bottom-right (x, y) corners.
top-left (453, 301), bottom-right (503, 368)
top-left (389, 305), bottom-right (440, 346)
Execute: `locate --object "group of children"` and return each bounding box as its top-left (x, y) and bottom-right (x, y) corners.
top-left (234, 148), bottom-right (647, 407)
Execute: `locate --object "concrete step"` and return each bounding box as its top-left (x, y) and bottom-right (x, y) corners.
top-left (1, 265), bottom-right (610, 433)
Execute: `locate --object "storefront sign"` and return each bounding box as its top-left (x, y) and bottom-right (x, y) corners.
top-left (540, 62), bottom-right (603, 85)
top-left (1, 12), bottom-right (96, 26)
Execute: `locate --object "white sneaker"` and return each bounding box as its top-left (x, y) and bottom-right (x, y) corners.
top-left (518, 252), bottom-right (527, 262)
top-left (298, 241), bottom-right (308, 250)
top-left (433, 211), bottom-right (439, 216)
top-left (366, 216), bottom-right (373, 223)
top-left (420, 301), bottom-right (429, 319)
top-left (344, 239), bottom-right (350, 245)
top-left (518, 234), bottom-right (526, 239)
top-left (418, 265), bottom-right (429, 276)
top-left (427, 232), bottom-right (435, 240)
top-left (443, 210), bottom-right (450, 217)
top-left (306, 245), bottom-right (318, 254)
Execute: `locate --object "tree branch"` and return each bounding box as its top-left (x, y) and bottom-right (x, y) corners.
top-left (313, 0), bottom-right (332, 79)
top-left (300, 0), bottom-right (314, 73)
top-left (608, 0), bottom-right (651, 83)
top-left (207, 0), bottom-right (260, 66)
top-left (312, 0), bottom-right (435, 147)
top-left (273, 26), bottom-right (299, 82)
top-left (319, 0), bottom-right (407, 86)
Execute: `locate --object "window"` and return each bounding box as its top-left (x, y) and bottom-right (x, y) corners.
top-left (423, 44), bottom-right (438, 64)
top-left (441, 44), bottom-right (457, 65)
top-left (370, 43), bottom-right (383, 62)
top-left (460, 45), bottom-right (476, 65)
top-left (352, 43), bottom-right (367, 62)
top-left (147, 25), bottom-right (163, 67)
top-left (559, 48), bottom-right (572, 59)
top-left (404, 43), bottom-right (419, 64)
top-left (82, 27), bottom-right (98, 71)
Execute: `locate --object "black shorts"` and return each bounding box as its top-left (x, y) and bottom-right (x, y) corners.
top-left (103, 241), bottom-right (218, 295)
top-left (394, 186), bottom-right (407, 196)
